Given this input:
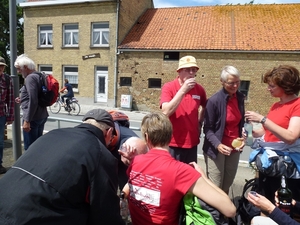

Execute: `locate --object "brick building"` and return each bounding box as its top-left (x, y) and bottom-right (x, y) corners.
top-left (118, 4), bottom-right (300, 114)
top-left (20, 2), bottom-right (300, 114)
top-left (20, 0), bottom-right (153, 106)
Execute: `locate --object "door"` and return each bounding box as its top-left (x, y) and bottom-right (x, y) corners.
top-left (95, 67), bottom-right (108, 102)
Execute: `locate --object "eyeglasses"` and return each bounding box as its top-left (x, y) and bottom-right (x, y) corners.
top-left (224, 81), bottom-right (240, 86)
top-left (183, 68), bottom-right (198, 73)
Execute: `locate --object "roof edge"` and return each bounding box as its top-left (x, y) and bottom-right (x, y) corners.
top-left (117, 49), bottom-right (300, 54)
top-left (20, 0), bottom-right (114, 8)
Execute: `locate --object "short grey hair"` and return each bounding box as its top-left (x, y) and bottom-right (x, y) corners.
top-left (220, 66), bottom-right (240, 81)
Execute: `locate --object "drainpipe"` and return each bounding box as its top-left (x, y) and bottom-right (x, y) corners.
top-left (113, 0), bottom-right (120, 108)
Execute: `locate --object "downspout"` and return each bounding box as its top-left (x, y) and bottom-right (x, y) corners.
top-left (114, 0), bottom-right (120, 107)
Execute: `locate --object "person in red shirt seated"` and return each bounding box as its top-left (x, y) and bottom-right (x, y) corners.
top-left (123, 112), bottom-right (236, 225)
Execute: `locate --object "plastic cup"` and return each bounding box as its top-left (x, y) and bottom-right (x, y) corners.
top-left (232, 139), bottom-right (242, 148)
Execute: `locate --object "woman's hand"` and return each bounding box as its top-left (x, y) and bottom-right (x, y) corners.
top-left (217, 144), bottom-right (232, 156)
top-left (247, 192), bottom-right (276, 214)
top-left (245, 111), bottom-right (264, 123)
top-left (15, 97), bottom-right (20, 104)
top-left (118, 143), bottom-right (138, 166)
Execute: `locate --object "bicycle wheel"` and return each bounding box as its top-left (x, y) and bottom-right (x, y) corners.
top-left (50, 101), bottom-right (61, 114)
top-left (70, 102), bottom-right (80, 116)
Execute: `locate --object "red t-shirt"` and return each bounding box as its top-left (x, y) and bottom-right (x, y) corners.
top-left (160, 78), bottom-right (207, 148)
top-left (222, 94), bottom-right (242, 150)
top-left (264, 98), bottom-right (300, 142)
top-left (127, 149), bottom-right (201, 225)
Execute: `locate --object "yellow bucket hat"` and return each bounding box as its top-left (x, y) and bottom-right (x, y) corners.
top-left (177, 56), bottom-right (199, 71)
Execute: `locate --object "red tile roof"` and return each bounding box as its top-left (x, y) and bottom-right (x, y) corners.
top-left (119, 4), bottom-right (300, 51)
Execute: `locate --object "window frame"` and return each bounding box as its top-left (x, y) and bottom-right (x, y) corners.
top-left (91, 22), bottom-right (109, 47)
top-left (120, 77), bottom-right (132, 87)
top-left (148, 78), bottom-right (162, 88)
top-left (63, 66), bottom-right (78, 92)
top-left (163, 52), bottom-right (180, 61)
top-left (38, 25), bottom-right (53, 47)
top-left (63, 24), bottom-right (79, 47)
top-left (239, 80), bottom-right (250, 100)
top-left (39, 65), bottom-right (53, 74)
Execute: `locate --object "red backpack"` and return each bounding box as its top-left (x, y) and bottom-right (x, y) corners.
top-left (107, 110), bottom-right (130, 151)
top-left (38, 72), bottom-right (59, 107)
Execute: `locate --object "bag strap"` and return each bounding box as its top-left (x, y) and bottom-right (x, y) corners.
top-left (242, 178), bottom-right (257, 196)
top-left (178, 198), bottom-right (185, 225)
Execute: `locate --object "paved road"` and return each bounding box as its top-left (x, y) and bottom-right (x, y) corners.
top-left (7, 105), bottom-right (258, 201)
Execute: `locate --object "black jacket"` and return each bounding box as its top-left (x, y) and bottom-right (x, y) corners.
top-left (111, 124), bottom-right (138, 189)
top-left (203, 88), bottom-right (245, 159)
top-left (0, 124), bottom-right (124, 225)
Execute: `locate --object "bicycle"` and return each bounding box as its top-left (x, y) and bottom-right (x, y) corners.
top-left (49, 94), bottom-right (81, 116)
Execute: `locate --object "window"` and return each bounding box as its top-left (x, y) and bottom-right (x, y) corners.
top-left (63, 24), bottom-right (79, 47)
top-left (164, 52), bottom-right (180, 61)
top-left (39, 65), bottom-right (52, 74)
top-left (239, 80), bottom-right (250, 100)
top-left (120, 77), bottom-right (132, 86)
top-left (39, 25), bottom-right (53, 47)
top-left (63, 66), bottom-right (78, 92)
top-left (92, 22), bottom-right (109, 47)
top-left (148, 78), bottom-right (161, 88)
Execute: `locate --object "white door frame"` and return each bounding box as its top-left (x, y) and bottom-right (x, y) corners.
top-left (95, 67), bottom-right (108, 103)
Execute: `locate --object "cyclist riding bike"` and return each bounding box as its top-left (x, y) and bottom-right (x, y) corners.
top-left (59, 79), bottom-right (74, 107)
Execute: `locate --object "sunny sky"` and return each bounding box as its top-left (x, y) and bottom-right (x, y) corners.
top-left (153, 0), bottom-right (300, 8)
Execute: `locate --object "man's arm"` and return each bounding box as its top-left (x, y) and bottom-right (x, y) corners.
top-left (161, 78), bottom-right (196, 117)
top-left (60, 86), bottom-right (66, 93)
top-left (161, 89), bottom-right (185, 117)
top-left (22, 75), bottom-right (41, 132)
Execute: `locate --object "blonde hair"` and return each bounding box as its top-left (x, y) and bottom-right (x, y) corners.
top-left (141, 112), bottom-right (172, 147)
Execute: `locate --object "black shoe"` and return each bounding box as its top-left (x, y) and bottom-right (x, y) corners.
top-left (0, 165), bottom-right (7, 174)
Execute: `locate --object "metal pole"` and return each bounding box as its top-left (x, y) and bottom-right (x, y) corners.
top-left (10, 0), bottom-right (22, 160)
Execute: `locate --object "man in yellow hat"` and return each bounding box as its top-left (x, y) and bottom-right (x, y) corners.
top-left (160, 55), bottom-right (207, 164)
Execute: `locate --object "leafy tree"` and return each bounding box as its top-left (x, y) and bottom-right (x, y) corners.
top-left (0, 0), bottom-right (24, 73)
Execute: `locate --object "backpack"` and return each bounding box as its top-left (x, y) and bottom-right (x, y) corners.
top-left (108, 110), bottom-right (130, 128)
top-left (236, 178), bottom-right (261, 225)
top-left (37, 72), bottom-right (59, 107)
top-left (107, 110), bottom-right (130, 151)
top-left (179, 193), bottom-right (217, 225)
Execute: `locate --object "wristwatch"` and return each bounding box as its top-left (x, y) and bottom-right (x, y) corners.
top-left (260, 116), bottom-right (267, 124)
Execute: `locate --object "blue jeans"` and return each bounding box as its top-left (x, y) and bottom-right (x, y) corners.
top-left (61, 94), bottom-right (73, 104)
top-left (0, 116), bottom-right (6, 165)
top-left (23, 117), bottom-right (47, 150)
